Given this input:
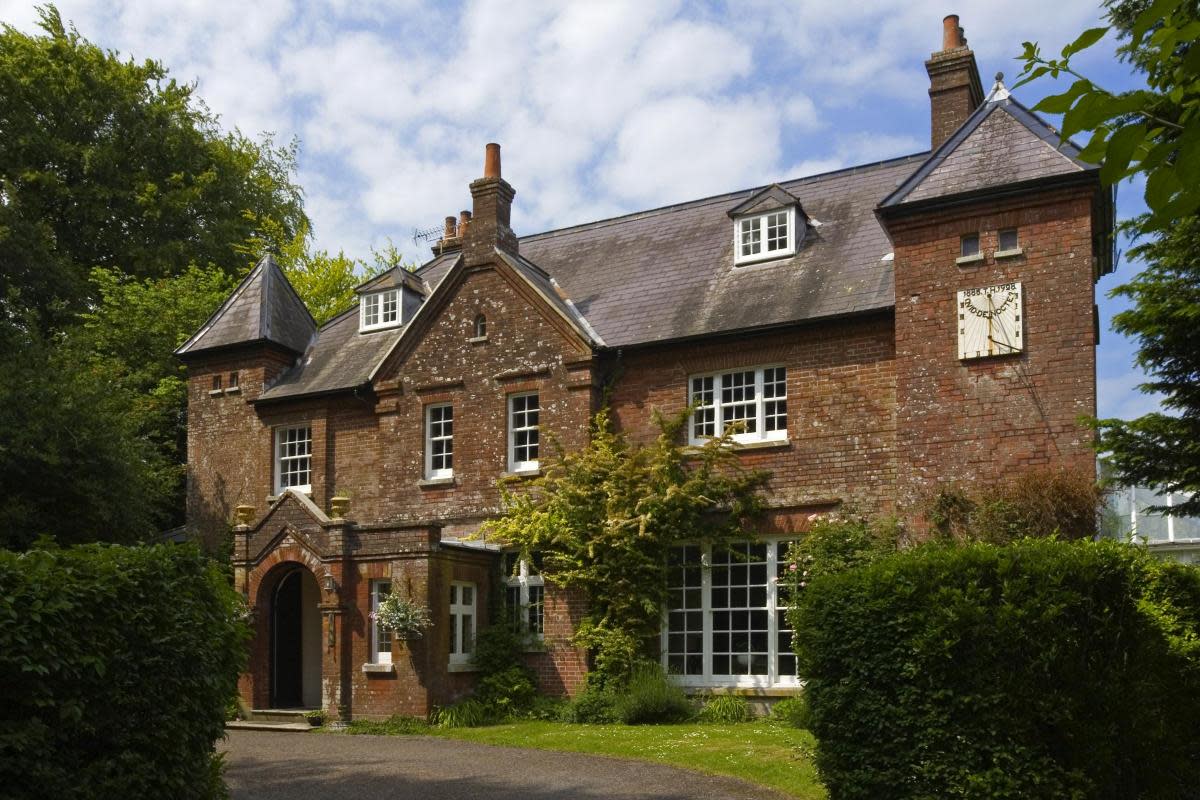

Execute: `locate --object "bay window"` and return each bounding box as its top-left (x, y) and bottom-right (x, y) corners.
top-left (662, 540), bottom-right (798, 687)
top-left (370, 580), bottom-right (392, 664)
top-left (449, 582), bottom-right (476, 667)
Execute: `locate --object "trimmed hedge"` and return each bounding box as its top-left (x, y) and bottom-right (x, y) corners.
top-left (0, 544), bottom-right (249, 800)
top-left (793, 539), bottom-right (1200, 799)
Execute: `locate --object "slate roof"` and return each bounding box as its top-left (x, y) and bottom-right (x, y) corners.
top-left (880, 92), bottom-right (1095, 209)
top-left (175, 254), bottom-right (316, 358)
top-left (209, 86), bottom-right (1106, 402)
top-left (495, 155), bottom-right (925, 348)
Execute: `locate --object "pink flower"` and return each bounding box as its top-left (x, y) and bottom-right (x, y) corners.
top-left (788, 563), bottom-right (798, 572)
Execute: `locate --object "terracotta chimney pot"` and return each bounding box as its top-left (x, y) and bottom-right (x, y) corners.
top-left (942, 14), bottom-right (964, 50)
top-left (443, 215), bottom-right (457, 240)
top-left (457, 209), bottom-right (471, 238)
top-left (484, 143), bottom-right (501, 179)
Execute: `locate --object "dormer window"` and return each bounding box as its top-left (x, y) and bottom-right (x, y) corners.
top-left (734, 208), bottom-right (797, 265)
top-left (360, 289), bottom-right (401, 332)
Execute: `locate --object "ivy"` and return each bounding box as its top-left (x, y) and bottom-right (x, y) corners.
top-left (481, 406), bottom-right (768, 687)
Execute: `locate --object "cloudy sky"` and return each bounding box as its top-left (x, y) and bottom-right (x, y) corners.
top-left (0, 0), bottom-right (1156, 420)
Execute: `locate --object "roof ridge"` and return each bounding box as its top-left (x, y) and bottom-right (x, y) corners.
top-left (519, 152), bottom-right (929, 243)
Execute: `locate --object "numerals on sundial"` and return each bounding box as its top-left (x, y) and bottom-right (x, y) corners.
top-left (957, 282), bottom-right (1023, 360)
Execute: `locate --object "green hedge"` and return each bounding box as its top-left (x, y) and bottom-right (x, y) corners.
top-left (0, 544), bottom-right (249, 799)
top-left (792, 539), bottom-right (1200, 799)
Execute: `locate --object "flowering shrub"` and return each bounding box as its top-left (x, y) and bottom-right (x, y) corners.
top-left (371, 594), bottom-right (432, 639)
top-left (782, 513), bottom-right (899, 594)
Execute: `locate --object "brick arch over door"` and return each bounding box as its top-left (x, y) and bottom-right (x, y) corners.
top-left (249, 552), bottom-right (325, 709)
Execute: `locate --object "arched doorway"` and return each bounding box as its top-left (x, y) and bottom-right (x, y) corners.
top-left (269, 565), bottom-right (322, 708)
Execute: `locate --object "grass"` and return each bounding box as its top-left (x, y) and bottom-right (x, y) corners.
top-left (335, 718), bottom-right (825, 799)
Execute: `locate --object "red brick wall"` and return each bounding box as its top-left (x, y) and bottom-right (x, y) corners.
top-left (888, 187), bottom-right (1098, 523)
top-left (606, 317), bottom-right (898, 518)
top-left (185, 345), bottom-right (296, 552)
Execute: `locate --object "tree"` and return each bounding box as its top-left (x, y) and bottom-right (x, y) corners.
top-left (63, 264), bottom-right (237, 530)
top-left (0, 6), bottom-right (306, 330)
top-left (0, 319), bottom-right (168, 549)
top-left (1017, 0), bottom-right (1200, 514)
top-left (480, 408), bottom-right (768, 686)
top-left (1015, 0), bottom-right (1199, 230)
top-left (1097, 216), bottom-right (1200, 514)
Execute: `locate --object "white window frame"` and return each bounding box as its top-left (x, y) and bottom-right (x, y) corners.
top-left (449, 581), bottom-right (476, 667)
top-left (425, 403), bottom-right (454, 479)
top-left (274, 425), bottom-right (312, 494)
top-left (504, 556), bottom-right (545, 639)
top-left (360, 288), bottom-right (401, 332)
top-left (733, 208), bottom-right (796, 265)
top-left (507, 392), bottom-right (540, 472)
top-left (370, 579), bottom-right (393, 665)
top-left (688, 366), bottom-right (788, 445)
top-left (660, 539), bottom-right (800, 690)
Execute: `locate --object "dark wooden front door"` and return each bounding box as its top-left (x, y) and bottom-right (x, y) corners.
top-left (270, 570), bottom-right (303, 708)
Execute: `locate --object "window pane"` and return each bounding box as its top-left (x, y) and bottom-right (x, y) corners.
top-left (740, 217), bottom-right (762, 256)
top-left (711, 542), bottom-right (770, 676)
top-left (528, 585), bottom-right (544, 635)
top-left (691, 376), bottom-right (715, 439)
top-left (665, 545), bottom-right (705, 675)
top-left (961, 234), bottom-right (980, 257)
top-left (719, 371), bottom-right (757, 434)
top-left (763, 367), bottom-right (787, 433)
top-left (277, 426), bottom-right (312, 490)
top-left (998, 228), bottom-right (1019, 251)
top-left (765, 212), bottom-right (788, 252)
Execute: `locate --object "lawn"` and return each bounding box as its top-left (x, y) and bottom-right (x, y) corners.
top-left (337, 718), bottom-right (825, 799)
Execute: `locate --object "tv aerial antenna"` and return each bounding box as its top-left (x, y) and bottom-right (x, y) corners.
top-left (412, 224), bottom-right (444, 248)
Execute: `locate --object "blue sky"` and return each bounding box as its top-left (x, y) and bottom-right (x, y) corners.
top-left (0, 0), bottom-right (1157, 421)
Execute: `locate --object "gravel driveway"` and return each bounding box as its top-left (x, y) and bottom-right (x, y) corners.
top-left (221, 729), bottom-right (791, 800)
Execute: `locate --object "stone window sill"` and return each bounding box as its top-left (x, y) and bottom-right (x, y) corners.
top-left (501, 468), bottom-right (541, 480)
top-left (468, 335), bottom-right (488, 344)
top-left (994, 247), bottom-right (1023, 259)
top-left (362, 662), bottom-right (395, 675)
top-left (732, 438), bottom-right (790, 452)
top-left (447, 661), bottom-right (479, 673)
top-left (225, 386), bottom-right (241, 395)
top-left (208, 389), bottom-right (224, 397)
top-left (417, 476), bottom-right (456, 489)
top-left (955, 253), bottom-right (985, 266)
top-left (684, 439), bottom-right (790, 455)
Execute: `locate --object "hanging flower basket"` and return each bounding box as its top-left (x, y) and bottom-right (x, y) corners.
top-left (371, 594), bottom-right (433, 640)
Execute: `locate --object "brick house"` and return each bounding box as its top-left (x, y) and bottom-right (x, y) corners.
top-left (178, 15), bottom-right (1113, 720)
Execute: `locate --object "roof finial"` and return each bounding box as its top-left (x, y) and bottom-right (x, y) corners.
top-left (987, 71), bottom-right (1010, 102)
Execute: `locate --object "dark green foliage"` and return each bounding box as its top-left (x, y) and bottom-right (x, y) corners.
top-left (0, 321), bottom-right (172, 549)
top-left (0, 6), bottom-right (306, 330)
top-left (563, 682), bottom-right (620, 724)
top-left (1016, 0), bottom-right (1199, 228)
top-left (769, 696), bottom-right (810, 729)
top-left (523, 695), bottom-right (571, 721)
top-left (1096, 214), bottom-right (1200, 516)
top-left (697, 693), bottom-right (752, 723)
top-left (0, 544), bottom-right (250, 800)
top-left (793, 539), bottom-right (1200, 799)
top-left (925, 466), bottom-right (1107, 542)
top-left (482, 407), bottom-right (767, 687)
top-left (470, 618), bottom-right (538, 720)
top-left (612, 662), bottom-right (694, 725)
top-left (432, 699), bottom-right (491, 729)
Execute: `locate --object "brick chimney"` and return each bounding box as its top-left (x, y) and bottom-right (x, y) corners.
top-left (925, 14), bottom-right (984, 150)
top-left (463, 143), bottom-right (518, 266)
